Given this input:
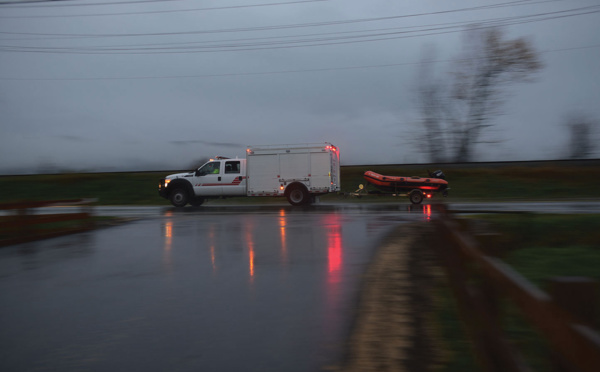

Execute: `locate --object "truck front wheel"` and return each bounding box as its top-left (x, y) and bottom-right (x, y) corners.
top-left (286, 185), bottom-right (309, 206)
top-left (170, 188), bottom-right (189, 207)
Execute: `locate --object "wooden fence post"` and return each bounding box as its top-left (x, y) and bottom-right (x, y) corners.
top-left (548, 277), bottom-right (600, 372)
top-left (436, 217), bottom-right (530, 372)
top-left (548, 277), bottom-right (599, 328)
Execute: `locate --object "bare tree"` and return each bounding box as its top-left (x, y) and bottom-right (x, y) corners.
top-left (564, 113), bottom-right (598, 159)
top-left (414, 26), bottom-right (542, 162)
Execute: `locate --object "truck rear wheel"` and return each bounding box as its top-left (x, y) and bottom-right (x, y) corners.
top-left (409, 190), bottom-right (423, 205)
top-left (286, 185), bottom-right (309, 206)
top-left (170, 188), bottom-right (189, 207)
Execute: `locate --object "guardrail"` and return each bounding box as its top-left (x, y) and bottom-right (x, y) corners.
top-left (0, 199), bottom-right (96, 247)
top-left (433, 205), bottom-right (600, 372)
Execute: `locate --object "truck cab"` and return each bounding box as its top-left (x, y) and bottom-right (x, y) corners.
top-left (193, 157), bottom-right (247, 196)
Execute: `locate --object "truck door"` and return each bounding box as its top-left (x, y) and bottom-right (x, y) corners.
top-left (192, 160), bottom-right (223, 196)
top-left (221, 160), bottom-right (246, 196)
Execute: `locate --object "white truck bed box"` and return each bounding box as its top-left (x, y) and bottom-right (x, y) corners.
top-left (246, 143), bottom-right (340, 196)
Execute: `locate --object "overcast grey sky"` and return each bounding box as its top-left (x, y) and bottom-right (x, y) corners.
top-left (1, 0), bottom-right (599, 174)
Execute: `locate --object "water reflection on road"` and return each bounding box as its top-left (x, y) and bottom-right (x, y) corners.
top-left (0, 205), bottom-right (434, 372)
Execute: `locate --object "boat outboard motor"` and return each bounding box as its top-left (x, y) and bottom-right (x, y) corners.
top-left (429, 170), bottom-right (445, 180)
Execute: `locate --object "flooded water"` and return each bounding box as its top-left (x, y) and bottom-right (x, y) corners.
top-left (0, 205), bottom-right (434, 372)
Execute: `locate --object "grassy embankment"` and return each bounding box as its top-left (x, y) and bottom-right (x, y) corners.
top-left (0, 160), bottom-right (599, 205)
top-left (438, 213), bottom-right (600, 371)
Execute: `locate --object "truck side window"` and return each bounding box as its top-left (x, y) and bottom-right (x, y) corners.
top-left (225, 161), bottom-right (240, 174)
top-left (199, 162), bottom-right (220, 175)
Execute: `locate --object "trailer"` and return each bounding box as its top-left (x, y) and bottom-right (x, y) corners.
top-left (345, 169), bottom-right (449, 204)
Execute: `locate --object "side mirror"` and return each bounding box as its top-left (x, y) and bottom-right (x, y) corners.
top-left (195, 170), bottom-right (205, 177)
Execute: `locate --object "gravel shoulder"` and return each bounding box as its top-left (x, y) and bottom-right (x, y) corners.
top-left (338, 223), bottom-right (446, 372)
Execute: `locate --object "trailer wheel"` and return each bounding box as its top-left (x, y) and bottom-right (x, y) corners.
top-left (409, 190), bottom-right (423, 205)
top-left (286, 185), bottom-right (309, 206)
top-left (170, 188), bottom-right (189, 207)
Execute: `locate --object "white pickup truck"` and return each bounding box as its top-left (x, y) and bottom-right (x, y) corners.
top-left (159, 143), bottom-right (341, 207)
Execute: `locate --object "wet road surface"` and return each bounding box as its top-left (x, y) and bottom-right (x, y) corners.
top-left (0, 205), bottom-right (435, 372)
top-left (8, 200), bottom-right (600, 219)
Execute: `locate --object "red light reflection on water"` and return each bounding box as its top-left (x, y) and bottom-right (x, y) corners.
top-left (244, 221), bottom-right (255, 281)
top-left (249, 247), bottom-right (255, 279)
top-left (328, 229), bottom-right (342, 276)
top-left (279, 209), bottom-right (288, 264)
top-left (164, 221), bottom-right (173, 245)
top-left (162, 219), bottom-right (174, 273)
top-left (324, 214), bottom-right (343, 281)
top-left (163, 211), bottom-right (174, 249)
top-left (208, 224), bottom-right (217, 273)
top-left (323, 213), bottom-right (344, 340)
top-left (424, 204), bottom-right (432, 220)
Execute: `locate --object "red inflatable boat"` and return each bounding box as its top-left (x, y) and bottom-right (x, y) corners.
top-left (363, 169), bottom-right (449, 204)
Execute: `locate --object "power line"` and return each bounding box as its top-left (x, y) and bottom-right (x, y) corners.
top-left (0, 0), bottom-right (330, 18)
top-left (0, 1), bottom-right (565, 43)
top-left (0, 0), bottom-right (76, 6)
top-left (0, 0), bottom-right (540, 16)
top-left (0, 0), bottom-right (181, 7)
top-left (0, 1), bottom-right (600, 38)
top-left (0, 0), bottom-right (563, 34)
top-left (2, 43), bottom-right (598, 81)
top-left (1, 18), bottom-right (476, 47)
top-left (1, 6), bottom-right (598, 54)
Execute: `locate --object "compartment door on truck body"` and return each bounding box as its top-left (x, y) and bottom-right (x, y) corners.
top-left (279, 152), bottom-right (309, 182)
top-left (221, 159), bottom-right (246, 196)
top-left (308, 152), bottom-right (331, 191)
top-left (247, 154), bottom-right (280, 194)
top-left (192, 160), bottom-right (223, 196)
